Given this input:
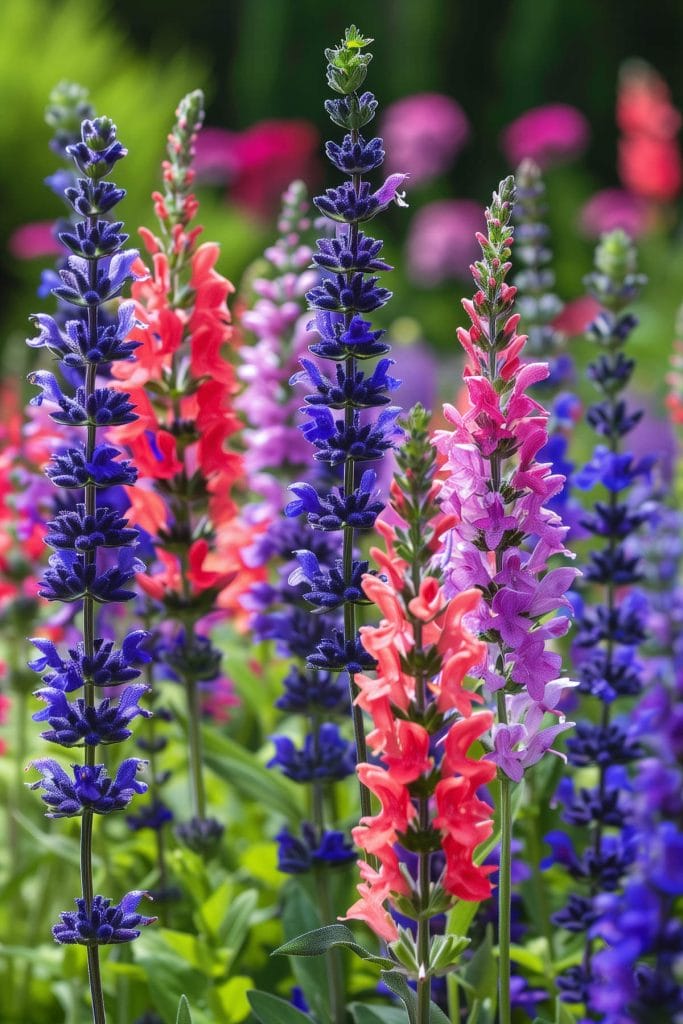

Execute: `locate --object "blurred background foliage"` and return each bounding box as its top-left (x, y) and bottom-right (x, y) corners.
top-left (2, 0), bottom-right (683, 391)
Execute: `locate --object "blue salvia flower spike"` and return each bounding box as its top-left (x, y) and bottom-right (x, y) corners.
top-left (25, 116), bottom-right (154, 1024)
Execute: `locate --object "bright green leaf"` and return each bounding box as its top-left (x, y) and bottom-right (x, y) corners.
top-left (221, 889), bottom-right (259, 959)
top-left (214, 975), bottom-right (253, 1023)
top-left (198, 879), bottom-right (234, 943)
top-left (509, 943), bottom-right (546, 975)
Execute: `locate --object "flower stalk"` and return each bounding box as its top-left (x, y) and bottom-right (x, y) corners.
top-left (288, 25), bottom-right (406, 824)
top-left (26, 115), bottom-right (155, 1023)
top-left (434, 178), bottom-right (578, 1019)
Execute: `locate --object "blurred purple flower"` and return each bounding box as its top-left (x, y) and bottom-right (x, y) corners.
top-left (406, 199), bottom-right (483, 285)
top-left (627, 399), bottom-right (677, 488)
top-left (381, 92), bottom-right (470, 184)
top-left (580, 189), bottom-right (650, 239)
top-left (501, 103), bottom-right (589, 168)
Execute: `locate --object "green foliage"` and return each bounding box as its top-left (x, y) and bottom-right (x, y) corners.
top-left (379, 970), bottom-right (451, 1024)
top-left (349, 1003), bottom-right (409, 1024)
top-left (282, 884), bottom-right (331, 1023)
top-left (459, 927), bottom-right (497, 1011)
top-left (202, 728), bottom-right (304, 823)
top-left (324, 24), bottom-right (374, 95)
top-left (274, 924), bottom-right (395, 969)
top-left (248, 990), bottom-right (313, 1024)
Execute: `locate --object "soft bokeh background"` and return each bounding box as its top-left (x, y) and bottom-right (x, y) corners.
top-left (3, 0), bottom-right (683, 389)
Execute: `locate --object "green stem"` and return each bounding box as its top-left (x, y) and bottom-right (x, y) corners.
top-left (413, 594), bottom-right (431, 1024)
top-left (416, 851), bottom-right (431, 1024)
top-left (497, 697), bottom-right (511, 1024)
top-left (342, 114), bottom-right (371, 823)
top-left (582, 398), bottom-right (618, 986)
top-left (80, 256), bottom-right (106, 1023)
top-left (524, 779), bottom-right (556, 964)
top-left (142, 647), bottom-right (171, 923)
top-left (309, 713), bottom-right (346, 1024)
top-left (184, 672), bottom-right (206, 820)
top-left (314, 868), bottom-right (347, 1024)
top-left (486, 317), bottom-right (512, 1024)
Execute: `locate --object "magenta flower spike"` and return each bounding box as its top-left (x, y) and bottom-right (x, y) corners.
top-left (434, 177), bottom-right (578, 1023)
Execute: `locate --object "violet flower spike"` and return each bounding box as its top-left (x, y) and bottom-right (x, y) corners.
top-left (26, 115), bottom-right (153, 1023)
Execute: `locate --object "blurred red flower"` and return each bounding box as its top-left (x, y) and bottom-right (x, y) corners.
top-left (194, 121), bottom-right (320, 217)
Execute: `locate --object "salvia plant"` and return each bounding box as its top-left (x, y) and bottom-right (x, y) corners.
top-left (547, 230), bottom-right (660, 1017)
top-left (241, 186), bottom-right (357, 895)
top-left (26, 116), bottom-right (155, 1022)
top-left (111, 90), bottom-right (254, 855)
top-left (345, 404), bottom-right (496, 1020)
top-left (237, 179), bottom-right (318, 514)
top-left (284, 24), bottom-right (406, 825)
top-left (7, 20), bottom-right (683, 1024)
top-left (434, 177), bottom-right (579, 1024)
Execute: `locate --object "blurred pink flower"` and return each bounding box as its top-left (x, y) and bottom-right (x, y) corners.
top-left (381, 93), bottom-right (470, 184)
top-left (501, 104), bottom-right (589, 169)
top-left (406, 199), bottom-right (483, 286)
top-left (9, 221), bottom-right (60, 260)
top-left (202, 676), bottom-right (239, 724)
top-left (579, 189), bottom-right (650, 238)
top-left (195, 120), bottom-right (319, 218)
top-left (552, 296), bottom-right (601, 338)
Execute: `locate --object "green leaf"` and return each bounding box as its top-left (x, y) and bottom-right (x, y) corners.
top-left (446, 899), bottom-right (480, 942)
top-left (462, 928), bottom-right (497, 1010)
top-left (213, 975), bottom-right (253, 1023)
top-left (378, 972), bottom-right (416, 1024)
top-left (509, 942), bottom-right (546, 975)
top-left (474, 780), bottom-right (525, 866)
top-left (221, 888), bottom-right (259, 962)
top-left (378, 972), bottom-right (451, 1024)
top-left (274, 924), bottom-right (395, 969)
top-left (466, 1000), bottom-right (495, 1024)
top-left (134, 932), bottom-right (206, 1021)
top-left (532, 1019), bottom-right (554, 1024)
top-left (554, 1001), bottom-right (577, 1024)
top-left (349, 1003), bottom-right (409, 1024)
top-left (203, 731), bottom-right (303, 822)
top-left (248, 990), bottom-right (313, 1024)
top-left (176, 995), bottom-right (193, 1024)
top-left (283, 884), bottom-right (331, 1024)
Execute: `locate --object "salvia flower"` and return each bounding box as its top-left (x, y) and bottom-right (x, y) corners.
top-left (344, 406), bottom-right (494, 1019)
top-left (550, 230), bottom-right (654, 1013)
top-left (284, 25), bottom-right (405, 830)
top-left (111, 90), bottom-right (257, 841)
top-left (26, 116), bottom-right (155, 1001)
top-left (237, 181), bottom-right (318, 514)
top-left (53, 891), bottom-right (155, 946)
top-left (433, 178), bottom-right (577, 1022)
